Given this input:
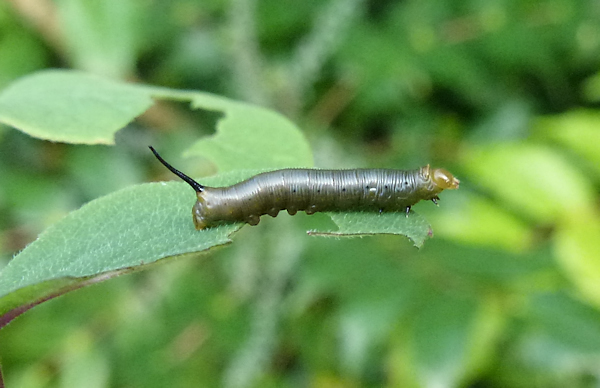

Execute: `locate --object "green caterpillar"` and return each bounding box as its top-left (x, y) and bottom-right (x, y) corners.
top-left (150, 147), bottom-right (459, 229)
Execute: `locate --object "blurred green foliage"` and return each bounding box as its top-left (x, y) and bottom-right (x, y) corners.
top-left (1, 0), bottom-right (600, 387)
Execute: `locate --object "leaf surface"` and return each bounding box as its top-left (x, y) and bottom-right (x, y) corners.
top-left (0, 70), bottom-right (153, 144)
top-left (0, 176), bottom-right (244, 326)
top-left (310, 211), bottom-right (432, 248)
top-left (185, 92), bottom-right (314, 171)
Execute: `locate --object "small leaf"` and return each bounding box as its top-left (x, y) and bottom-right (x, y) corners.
top-left (0, 70), bottom-right (154, 144)
top-left (308, 211), bottom-right (432, 248)
top-left (185, 92), bottom-right (314, 171)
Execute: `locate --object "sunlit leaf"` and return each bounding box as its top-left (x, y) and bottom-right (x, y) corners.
top-left (554, 213), bottom-right (600, 308)
top-left (463, 143), bottom-right (596, 223)
top-left (535, 110), bottom-right (600, 178)
top-left (428, 190), bottom-right (532, 252)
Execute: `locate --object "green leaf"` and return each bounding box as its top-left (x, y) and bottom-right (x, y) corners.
top-left (0, 70), bottom-right (154, 144)
top-left (535, 109), bottom-right (600, 178)
top-left (554, 212), bottom-right (600, 308)
top-left (0, 176), bottom-right (245, 327)
top-left (463, 143), bottom-right (596, 223)
top-left (0, 21), bottom-right (49, 89)
top-left (410, 293), bottom-right (479, 388)
top-left (0, 70), bottom-right (313, 169)
top-left (57, 0), bottom-right (138, 78)
top-left (530, 292), bottom-right (600, 351)
top-left (309, 211), bottom-right (432, 248)
top-left (185, 92), bottom-right (314, 171)
top-left (428, 191), bottom-right (532, 252)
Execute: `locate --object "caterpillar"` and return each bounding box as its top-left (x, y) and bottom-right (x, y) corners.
top-left (149, 147), bottom-right (459, 230)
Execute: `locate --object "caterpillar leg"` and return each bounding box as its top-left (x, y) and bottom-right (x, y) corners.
top-left (405, 206), bottom-right (411, 217)
top-left (246, 214), bottom-right (260, 226)
top-left (431, 196), bottom-right (440, 205)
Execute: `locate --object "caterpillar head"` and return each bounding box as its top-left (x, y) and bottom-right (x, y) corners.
top-left (431, 167), bottom-right (460, 190)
